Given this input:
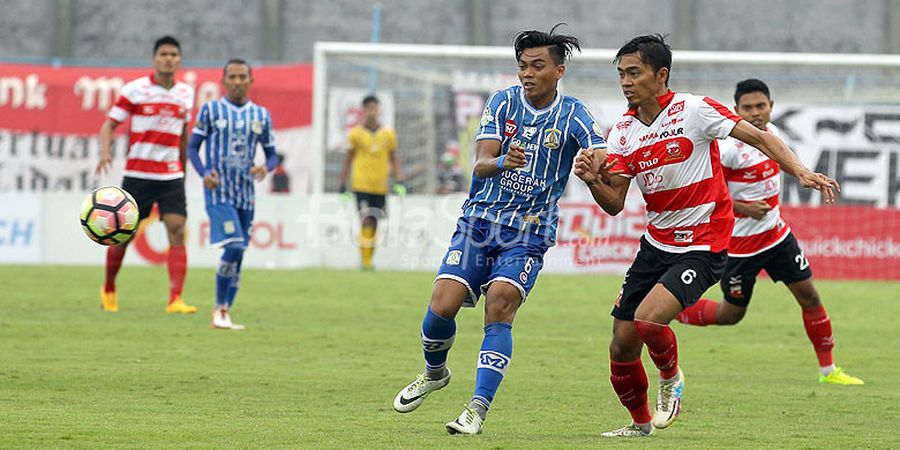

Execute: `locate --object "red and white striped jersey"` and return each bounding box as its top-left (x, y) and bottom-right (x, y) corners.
top-left (606, 91), bottom-right (741, 253)
top-left (108, 75), bottom-right (195, 181)
top-left (719, 123), bottom-right (790, 257)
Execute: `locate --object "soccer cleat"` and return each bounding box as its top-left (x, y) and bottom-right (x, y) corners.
top-left (819, 367), bottom-right (864, 385)
top-left (445, 405), bottom-right (484, 435)
top-left (212, 307), bottom-right (245, 331)
top-left (601, 423), bottom-right (654, 437)
top-left (652, 368), bottom-right (684, 429)
top-left (100, 287), bottom-right (118, 312)
top-left (392, 369), bottom-right (452, 413)
top-left (165, 297), bottom-right (197, 314)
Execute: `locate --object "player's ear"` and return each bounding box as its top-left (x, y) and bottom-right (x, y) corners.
top-left (556, 64), bottom-right (566, 80)
top-left (656, 67), bottom-right (669, 87)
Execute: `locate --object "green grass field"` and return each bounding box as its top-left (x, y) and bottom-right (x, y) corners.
top-left (0, 265), bottom-right (897, 449)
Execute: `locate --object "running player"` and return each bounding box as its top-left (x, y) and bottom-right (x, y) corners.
top-left (338, 95), bottom-right (405, 271)
top-left (187, 59), bottom-right (278, 330)
top-left (675, 78), bottom-right (863, 385)
top-left (95, 35), bottom-right (197, 314)
top-left (392, 25), bottom-right (607, 435)
top-left (573, 35), bottom-right (839, 437)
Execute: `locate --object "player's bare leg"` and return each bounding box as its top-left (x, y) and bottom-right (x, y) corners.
top-left (787, 279), bottom-right (863, 385)
top-left (633, 284), bottom-right (685, 429)
top-left (603, 319), bottom-right (653, 437)
top-left (162, 213), bottom-right (195, 314)
top-left (393, 280), bottom-right (466, 413)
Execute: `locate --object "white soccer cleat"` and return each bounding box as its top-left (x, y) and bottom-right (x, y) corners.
top-left (652, 368), bottom-right (684, 429)
top-left (392, 369), bottom-right (452, 413)
top-left (445, 405), bottom-right (483, 435)
top-left (601, 423), bottom-right (653, 437)
top-left (212, 307), bottom-right (245, 331)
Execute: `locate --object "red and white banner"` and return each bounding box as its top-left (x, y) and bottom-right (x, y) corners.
top-left (0, 62), bottom-right (314, 193)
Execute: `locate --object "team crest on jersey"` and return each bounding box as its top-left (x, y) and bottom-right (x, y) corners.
top-left (619, 136), bottom-right (626, 146)
top-left (480, 106), bottom-right (492, 126)
top-left (446, 250), bottom-right (462, 266)
top-left (521, 126), bottom-right (538, 139)
top-left (668, 100), bottom-right (685, 116)
top-left (543, 128), bottom-right (561, 149)
top-left (215, 119), bottom-right (227, 129)
top-left (252, 119), bottom-right (263, 134)
top-left (504, 120), bottom-right (518, 137)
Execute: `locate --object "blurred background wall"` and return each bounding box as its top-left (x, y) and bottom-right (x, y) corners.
top-left (1, 0), bottom-right (897, 64)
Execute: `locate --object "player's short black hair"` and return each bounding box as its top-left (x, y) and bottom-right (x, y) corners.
top-left (223, 58), bottom-right (252, 76)
top-left (362, 95), bottom-right (379, 106)
top-left (514, 23), bottom-right (581, 65)
top-left (615, 34), bottom-right (672, 85)
top-left (734, 78), bottom-right (771, 104)
top-left (153, 35), bottom-right (181, 55)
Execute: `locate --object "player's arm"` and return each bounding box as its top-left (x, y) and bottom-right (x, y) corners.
top-left (574, 149), bottom-right (630, 215)
top-left (179, 123), bottom-right (189, 174)
top-left (388, 132), bottom-right (406, 195)
top-left (729, 121), bottom-right (839, 203)
top-left (96, 118), bottom-right (120, 174)
top-left (473, 140), bottom-right (526, 178)
top-left (733, 200), bottom-right (772, 220)
top-left (339, 144), bottom-right (355, 194)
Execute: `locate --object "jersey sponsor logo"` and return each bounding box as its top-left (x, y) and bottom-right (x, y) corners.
top-left (523, 215), bottom-right (541, 225)
top-left (668, 100), bottom-right (685, 116)
top-left (543, 128), bottom-right (561, 149)
top-left (674, 230), bottom-right (694, 243)
top-left (446, 250), bottom-right (462, 266)
top-left (641, 127), bottom-right (684, 143)
top-left (504, 120), bottom-right (517, 137)
top-left (499, 169), bottom-right (546, 195)
top-left (215, 118), bottom-right (227, 129)
top-left (661, 116), bottom-right (683, 128)
top-left (480, 106), bottom-right (492, 126)
top-left (615, 120), bottom-right (632, 130)
top-left (252, 119), bottom-right (263, 134)
top-left (521, 126), bottom-right (538, 139)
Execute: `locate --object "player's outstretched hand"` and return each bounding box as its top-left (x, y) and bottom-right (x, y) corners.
top-left (204, 170), bottom-right (220, 189)
top-left (503, 142), bottom-right (527, 169)
top-left (574, 149), bottom-right (599, 183)
top-left (798, 171), bottom-right (840, 204)
top-left (250, 165), bottom-right (268, 181)
top-left (95, 151), bottom-right (113, 175)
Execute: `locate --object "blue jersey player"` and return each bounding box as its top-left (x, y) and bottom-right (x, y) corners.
top-left (392, 25), bottom-right (607, 435)
top-left (187, 58), bottom-right (277, 331)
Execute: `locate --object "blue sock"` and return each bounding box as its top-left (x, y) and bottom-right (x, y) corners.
top-left (216, 246), bottom-right (243, 308)
top-left (421, 307), bottom-right (456, 376)
top-left (473, 322), bottom-right (513, 409)
top-left (225, 253), bottom-right (243, 308)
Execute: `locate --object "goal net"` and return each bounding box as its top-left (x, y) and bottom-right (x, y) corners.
top-left (313, 42), bottom-right (900, 279)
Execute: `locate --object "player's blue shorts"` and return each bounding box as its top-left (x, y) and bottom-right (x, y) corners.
top-left (207, 203), bottom-right (254, 248)
top-left (436, 216), bottom-right (550, 307)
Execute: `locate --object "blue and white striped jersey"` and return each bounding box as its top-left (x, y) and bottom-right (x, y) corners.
top-left (464, 85), bottom-right (607, 242)
top-left (192, 98), bottom-right (276, 209)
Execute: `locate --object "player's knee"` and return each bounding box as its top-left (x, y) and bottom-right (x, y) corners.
top-left (166, 221), bottom-right (186, 244)
top-left (793, 284), bottom-right (821, 308)
top-left (609, 338), bottom-right (641, 362)
top-left (429, 281), bottom-right (465, 318)
top-left (718, 309), bottom-right (745, 325)
top-left (483, 282), bottom-right (521, 322)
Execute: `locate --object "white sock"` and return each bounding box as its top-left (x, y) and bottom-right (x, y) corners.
top-left (819, 364), bottom-right (836, 376)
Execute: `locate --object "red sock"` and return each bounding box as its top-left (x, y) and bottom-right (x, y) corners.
top-left (167, 246), bottom-right (187, 304)
top-left (610, 358), bottom-right (652, 424)
top-left (634, 320), bottom-right (679, 380)
top-left (802, 305), bottom-right (834, 367)
top-left (104, 245), bottom-right (127, 293)
top-left (676, 298), bottom-right (720, 326)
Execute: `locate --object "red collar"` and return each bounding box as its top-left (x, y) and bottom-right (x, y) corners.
top-left (625, 90), bottom-right (675, 116)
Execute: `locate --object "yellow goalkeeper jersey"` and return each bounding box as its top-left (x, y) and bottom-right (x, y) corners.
top-left (348, 124), bottom-right (397, 195)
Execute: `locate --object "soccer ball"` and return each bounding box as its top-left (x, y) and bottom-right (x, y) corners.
top-left (79, 186), bottom-right (140, 245)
